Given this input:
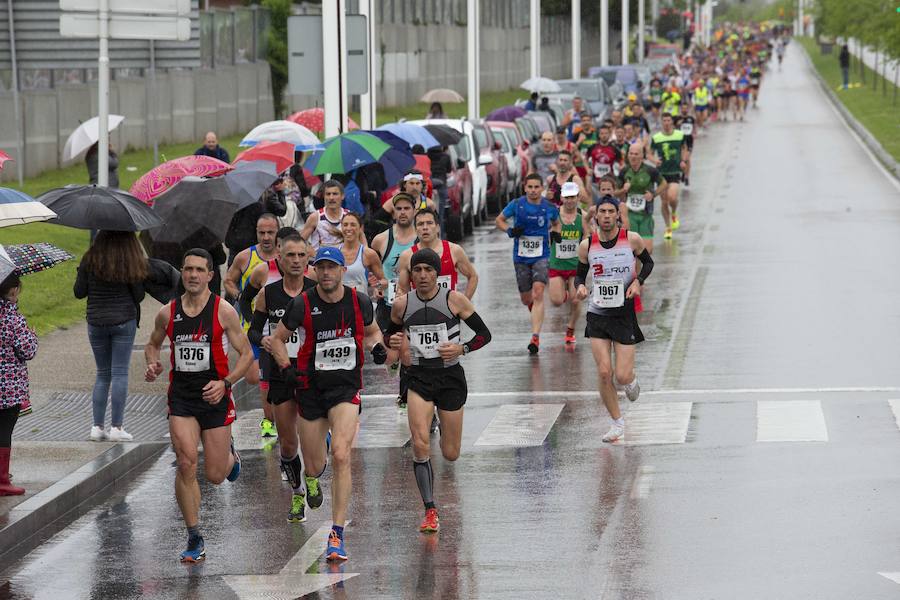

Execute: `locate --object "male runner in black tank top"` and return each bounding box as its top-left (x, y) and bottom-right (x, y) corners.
top-left (269, 246), bottom-right (396, 562)
top-left (247, 234), bottom-right (317, 523)
top-left (144, 249), bottom-right (254, 563)
top-left (385, 248), bottom-right (492, 534)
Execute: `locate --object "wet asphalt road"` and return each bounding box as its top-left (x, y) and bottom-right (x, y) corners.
top-left (3, 44), bottom-right (900, 599)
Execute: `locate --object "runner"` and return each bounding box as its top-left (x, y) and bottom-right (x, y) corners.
top-left (371, 193), bottom-right (417, 331)
top-left (648, 78), bottom-right (664, 121)
top-left (585, 123), bottom-right (620, 198)
top-left (384, 248), bottom-right (492, 533)
top-left (574, 197), bottom-right (654, 443)
top-left (528, 132), bottom-right (560, 182)
top-left (650, 113), bottom-right (689, 240)
top-left (749, 62), bottom-right (762, 108)
top-left (381, 170), bottom-right (436, 216)
top-left (301, 180), bottom-right (365, 251)
top-left (338, 212), bottom-right (386, 296)
top-left (223, 213), bottom-right (278, 438)
top-left (495, 173), bottom-right (562, 354)
top-left (545, 150), bottom-right (588, 208)
top-left (692, 78), bottom-right (711, 130)
top-left (247, 234), bottom-right (318, 523)
top-left (548, 181), bottom-right (590, 347)
top-left (269, 246), bottom-right (395, 562)
top-left (617, 143), bottom-right (667, 254)
top-left (144, 249), bottom-right (254, 563)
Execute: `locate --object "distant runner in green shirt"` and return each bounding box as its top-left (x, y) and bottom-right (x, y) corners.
top-left (616, 143), bottom-right (667, 254)
top-left (650, 113), bottom-right (689, 240)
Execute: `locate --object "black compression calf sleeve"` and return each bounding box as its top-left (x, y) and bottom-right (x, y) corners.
top-left (636, 249), bottom-right (654, 284)
top-left (238, 283), bottom-right (261, 322)
top-left (574, 260), bottom-right (590, 289)
top-left (462, 311), bottom-right (491, 352)
top-left (280, 454), bottom-right (305, 492)
top-left (413, 458), bottom-right (435, 510)
top-left (247, 310), bottom-right (268, 347)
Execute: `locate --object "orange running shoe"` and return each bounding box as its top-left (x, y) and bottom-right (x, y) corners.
top-left (420, 508), bottom-right (440, 533)
top-left (564, 327), bottom-right (576, 346)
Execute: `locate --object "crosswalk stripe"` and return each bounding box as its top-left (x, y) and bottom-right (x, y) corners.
top-left (756, 400), bottom-right (828, 442)
top-left (878, 572), bottom-right (900, 585)
top-left (889, 400), bottom-right (900, 432)
top-left (474, 404), bottom-right (564, 447)
top-left (618, 402), bottom-right (693, 445)
top-left (353, 406), bottom-right (410, 448)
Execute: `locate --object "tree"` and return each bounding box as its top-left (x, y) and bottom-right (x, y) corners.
top-left (261, 0), bottom-right (292, 117)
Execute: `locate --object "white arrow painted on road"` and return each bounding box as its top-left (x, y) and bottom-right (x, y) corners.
top-left (223, 521), bottom-right (359, 599)
top-left (879, 572), bottom-right (900, 585)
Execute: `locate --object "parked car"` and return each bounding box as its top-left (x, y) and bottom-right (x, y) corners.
top-left (442, 144), bottom-right (473, 242)
top-left (647, 43), bottom-right (679, 59)
top-left (471, 121), bottom-right (508, 215)
top-left (525, 111), bottom-right (556, 135)
top-left (488, 120), bottom-right (529, 194)
top-left (587, 67), bottom-right (631, 106)
top-left (548, 79), bottom-right (614, 120)
top-left (632, 64), bottom-right (653, 91)
top-left (515, 116), bottom-right (540, 144)
top-left (487, 122), bottom-right (522, 201)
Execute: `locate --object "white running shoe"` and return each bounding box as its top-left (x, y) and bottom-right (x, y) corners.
top-left (90, 426), bottom-right (107, 441)
top-left (602, 421), bottom-right (625, 443)
top-left (108, 427), bottom-right (134, 442)
top-left (624, 379), bottom-right (641, 402)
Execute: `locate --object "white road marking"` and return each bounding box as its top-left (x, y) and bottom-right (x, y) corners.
top-left (353, 406), bottom-right (410, 448)
top-left (474, 404), bottom-right (564, 447)
top-left (630, 465), bottom-right (655, 500)
top-left (878, 572), bottom-right (900, 585)
top-left (616, 402), bottom-right (692, 446)
top-left (889, 400), bottom-right (900, 431)
top-left (756, 400), bottom-right (828, 442)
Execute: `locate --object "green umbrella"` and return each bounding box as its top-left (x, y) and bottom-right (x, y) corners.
top-left (304, 131), bottom-right (414, 185)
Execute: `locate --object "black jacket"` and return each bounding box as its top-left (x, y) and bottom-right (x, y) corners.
top-left (839, 47), bottom-right (850, 69)
top-left (85, 148), bottom-right (119, 189)
top-left (74, 266), bottom-right (144, 327)
top-left (194, 145), bottom-right (230, 163)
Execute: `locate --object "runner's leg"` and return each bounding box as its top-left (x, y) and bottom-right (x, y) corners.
top-left (199, 423), bottom-right (235, 485)
top-left (170, 416), bottom-right (202, 528)
top-left (566, 277), bottom-right (581, 331)
top-left (407, 390), bottom-right (437, 511)
top-left (531, 281), bottom-right (546, 336)
top-left (548, 276), bottom-right (567, 307)
top-left (327, 402), bottom-right (360, 527)
top-left (590, 338), bottom-right (620, 420)
top-left (436, 406), bottom-right (464, 462)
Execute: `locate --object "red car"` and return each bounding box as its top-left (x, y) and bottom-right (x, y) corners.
top-left (487, 120), bottom-right (529, 196)
top-left (471, 121), bottom-right (509, 215)
top-left (442, 144), bottom-right (473, 242)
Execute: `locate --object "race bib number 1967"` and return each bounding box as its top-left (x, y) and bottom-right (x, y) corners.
top-left (591, 278), bottom-right (625, 308)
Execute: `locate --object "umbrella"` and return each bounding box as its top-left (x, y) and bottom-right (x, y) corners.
top-left (520, 77), bottom-right (561, 93)
top-left (286, 108), bottom-right (360, 134)
top-left (305, 131), bottom-right (414, 187)
top-left (420, 88), bottom-right (465, 104)
top-left (422, 124), bottom-right (464, 146)
top-left (4, 243), bottom-right (73, 275)
top-left (233, 141), bottom-right (295, 174)
top-left (485, 106), bottom-right (527, 122)
top-left (0, 151), bottom-right (12, 170)
top-left (0, 246), bottom-right (14, 284)
top-left (224, 160), bottom-right (280, 210)
top-left (0, 188), bottom-right (57, 228)
top-left (149, 177), bottom-right (238, 248)
top-left (130, 155), bottom-right (233, 205)
top-left (38, 185), bottom-right (163, 231)
top-left (62, 115), bottom-right (125, 163)
top-left (375, 123), bottom-right (440, 149)
top-left (240, 120), bottom-right (321, 151)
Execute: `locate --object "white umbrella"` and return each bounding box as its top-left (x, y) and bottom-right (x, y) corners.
top-left (520, 77), bottom-right (561, 94)
top-left (0, 188), bottom-right (57, 228)
top-left (62, 115), bottom-right (125, 163)
top-left (240, 120), bottom-right (321, 151)
top-left (420, 88), bottom-right (465, 103)
top-left (0, 245), bottom-right (15, 284)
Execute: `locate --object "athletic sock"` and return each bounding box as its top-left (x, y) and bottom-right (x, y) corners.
top-left (413, 458), bottom-right (435, 509)
top-left (281, 453), bottom-right (306, 494)
top-left (613, 417), bottom-right (625, 427)
top-left (187, 525), bottom-right (200, 542)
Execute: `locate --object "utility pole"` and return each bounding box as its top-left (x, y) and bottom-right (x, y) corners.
top-left (322, 0), bottom-right (348, 137)
top-left (530, 0), bottom-right (541, 79)
top-left (98, 0), bottom-right (110, 186)
top-left (571, 0), bottom-right (580, 78)
top-left (600, 0), bottom-right (608, 67)
top-left (467, 0), bottom-right (480, 119)
top-left (622, 0), bottom-right (629, 65)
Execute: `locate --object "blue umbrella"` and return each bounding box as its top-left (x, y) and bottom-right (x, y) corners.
top-left (304, 131), bottom-right (415, 187)
top-left (0, 188), bottom-right (57, 228)
top-left (375, 122), bottom-right (440, 149)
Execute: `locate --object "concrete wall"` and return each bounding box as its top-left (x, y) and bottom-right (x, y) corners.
top-left (0, 61), bottom-right (273, 181)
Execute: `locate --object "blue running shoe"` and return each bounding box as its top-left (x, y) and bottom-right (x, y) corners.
top-left (226, 439), bottom-right (241, 482)
top-left (325, 530), bottom-right (347, 561)
top-left (180, 536), bottom-right (205, 563)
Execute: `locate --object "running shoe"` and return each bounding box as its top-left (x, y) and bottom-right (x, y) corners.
top-left (259, 418), bottom-right (277, 438)
top-left (287, 493), bottom-right (307, 523)
top-left (226, 439), bottom-right (241, 482)
top-left (326, 530), bottom-right (348, 561)
top-left (527, 335), bottom-right (540, 355)
top-left (664, 229), bottom-right (672, 240)
top-left (306, 476), bottom-right (323, 509)
top-left (108, 426), bottom-right (133, 442)
top-left (180, 536), bottom-right (206, 563)
top-left (564, 328), bottom-right (576, 346)
top-left (420, 508), bottom-right (440, 533)
top-left (602, 421), bottom-right (625, 443)
top-left (671, 215), bottom-right (680, 230)
top-left (624, 379), bottom-right (641, 402)
top-left (89, 426), bottom-right (107, 442)
top-left (387, 362), bottom-right (400, 378)
top-left (397, 396), bottom-right (408, 410)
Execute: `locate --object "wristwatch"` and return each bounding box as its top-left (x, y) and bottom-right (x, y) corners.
top-left (222, 379), bottom-right (233, 391)
top-left (462, 344), bottom-right (470, 356)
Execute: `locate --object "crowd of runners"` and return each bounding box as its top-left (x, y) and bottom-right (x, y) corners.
top-left (138, 22), bottom-right (783, 564)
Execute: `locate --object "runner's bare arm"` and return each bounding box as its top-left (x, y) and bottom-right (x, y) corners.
top-left (495, 211), bottom-right (510, 233)
top-left (574, 174), bottom-right (591, 205)
top-left (237, 263), bottom-right (267, 321)
top-left (627, 231), bottom-right (653, 299)
top-left (299, 211), bottom-right (318, 241)
top-left (396, 248), bottom-right (413, 295)
top-left (144, 305), bottom-right (170, 382)
top-left (201, 303), bottom-right (253, 404)
top-left (270, 321), bottom-right (292, 370)
top-left (453, 245), bottom-right (479, 299)
top-left (223, 250), bottom-right (249, 300)
top-left (364, 248), bottom-right (387, 292)
top-left (371, 230), bottom-right (388, 260)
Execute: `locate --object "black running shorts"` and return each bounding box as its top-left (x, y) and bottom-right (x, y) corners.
top-left (168, 395), bottom-right (236, 430)
top-left (662, 173), bottom-right (682, 184)
top-left (405, 363), bottom-right (468, 412)
top-left (585, 311), bottom-right (644, 345)
top-left (297, 388), bottom-right (361, 421)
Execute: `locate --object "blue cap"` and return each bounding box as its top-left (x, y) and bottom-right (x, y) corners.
top-left (312, 246), bottom-right (345, 266)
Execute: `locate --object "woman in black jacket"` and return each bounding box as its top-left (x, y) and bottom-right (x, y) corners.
top-left (74, 231), bottom-right (147, 442)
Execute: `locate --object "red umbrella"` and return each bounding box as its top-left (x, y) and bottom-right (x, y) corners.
top-left (0, 151), bottom-right (11, 170)
top-left (233, 141), bottom-right (295, 174)
top-left (130, 156), bottom-right (233, 205)
top-left (286, 108), bottom-right (359, 134)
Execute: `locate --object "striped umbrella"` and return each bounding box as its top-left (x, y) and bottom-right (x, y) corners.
top-left (0, 188), bottom-right (57, 228)
top-left (304, 131), bottom-right (415, 187)
top-left (130, 155), bottom-right (233, 205)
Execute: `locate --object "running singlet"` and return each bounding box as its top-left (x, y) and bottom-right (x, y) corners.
top-left (167, 294), bottom-right (231, 401)
top-left (587, 228), bottom-right (635, 318)
top-left (341, 244), bottom-right (369, 296)
top-left (411, 240), bottom-right (457, 292)
top-left (240, 245), bottom-right (271, 292)
top-left (263, 277), bottom-right (316, 364)
top-left (694, 86), bottom-right (710, 107)
top-left (650, 130), bottom-right (686, 176)
top-left (662, 91), bottom-right (682, 115)
top-left (381, 227), bottom-right (416, 306)
top-left (549, 210), bottom-right (583, 271)
top-left (587, 143), bottom-right (619, 181)
top-left (649, 87), bottom-right (663, 105)
top-left (403, 287), bottom-right (461, 368)
top-left (501, 197), bottom-right (560, 264)
top-left (618, 164), bottom-right (662, 215)
top-left (546, 173), bottom-right (575, 206)
top-left (309, 207), bottom-right (348, 250)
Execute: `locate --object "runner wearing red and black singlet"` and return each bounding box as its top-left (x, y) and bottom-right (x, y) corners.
top-left (586, 123), bottom-right (621, 198)
top-left (270, 246), bottom-right (395, 563)
top-left (145, 248), bottom-right (254, 564)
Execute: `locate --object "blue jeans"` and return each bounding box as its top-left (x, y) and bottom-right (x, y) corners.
top-left (841, 67), bottom-right (849, 89)
top-left (88, 320), bottom-right (137, 428)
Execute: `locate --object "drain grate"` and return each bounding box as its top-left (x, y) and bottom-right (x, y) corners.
top-left (14, 392), bottom-right (171, 442)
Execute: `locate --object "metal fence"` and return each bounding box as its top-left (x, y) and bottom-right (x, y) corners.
top-left (377, 0), bottom-right (532, 29)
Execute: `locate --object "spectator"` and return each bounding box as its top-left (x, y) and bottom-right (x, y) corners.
top-left (428, 146), bottom-right (452, 228)
top-left (426, 102), bottom-right (447, 119)
top-left (194, 131), bottom-right (230, 163)
top-left (538, 97), bottom-right (553, 115)
top-left (524, 92), bottom-right (539, 111)
top-left (85, 142), bottom-right (119, 189)
top-left (839, 44), bottom-right (850, 90)
top-left (0, 272), bottom-right (36, 496)
top-left (74, 231), bottom-right (148, 443)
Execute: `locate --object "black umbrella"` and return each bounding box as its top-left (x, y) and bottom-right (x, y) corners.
top-left (422, 124), bottom-right (464, 146)
top-left (224, 160), bottom-right (280, 210)
top-left (149, 176), bottom-right (238, 248)
top-left (37, 185), bottom-right (163, 231)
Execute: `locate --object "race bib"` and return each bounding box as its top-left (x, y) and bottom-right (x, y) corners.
top-left (591, 278), bottom-right (625, 308)
top-left (285, 328), bottom-right (304, 358)
top-left (593, 163), bottom-right (611, 179)
top-left (627, 194), bottom-right (647, 212)
top-left (517, 236), bottom-right (543, 258)
top-left (314, 337), bottom-right (357, 371)
top-left (386, 279), bottom-right (397, 305)
top-left (751, 77), bottom-right (760, 85)
top-left (436, 275), bottom-right (452, 291)
top-left (409, 323), bottom-right (449, 360)
top-left (175, 341), bottom-right (210, 372)
top-left (681, 123), bottom-right (694, 135)
top-left (555, 239), bottom-right (578, 259)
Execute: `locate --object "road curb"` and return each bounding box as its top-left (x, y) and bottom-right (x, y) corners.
top-left (799, 44), bottom-right (900, 182)
top-left (0, 441), bottom-right (167, 563)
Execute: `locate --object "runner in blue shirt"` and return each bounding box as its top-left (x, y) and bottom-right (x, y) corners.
top-left (495, 173), bottom-right (562, 354)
